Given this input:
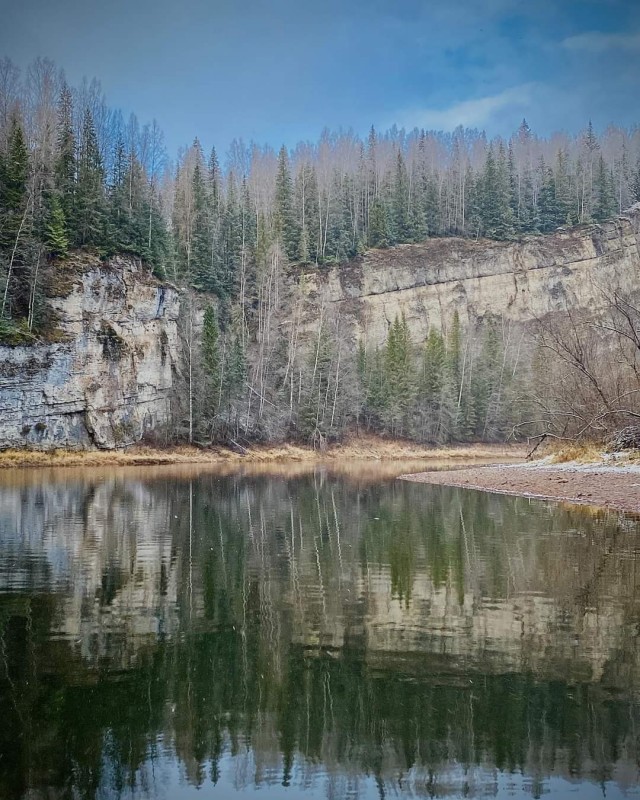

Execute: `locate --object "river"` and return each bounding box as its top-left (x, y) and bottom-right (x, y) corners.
top-left (1, 462), bottom-right (639, 799)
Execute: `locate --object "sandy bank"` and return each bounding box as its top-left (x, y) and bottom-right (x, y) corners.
top-left (399, 461), bottom-right (640, 514)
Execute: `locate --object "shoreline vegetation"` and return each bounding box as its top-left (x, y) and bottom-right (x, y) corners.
top-left (0, 436), bottom-right (526, 470)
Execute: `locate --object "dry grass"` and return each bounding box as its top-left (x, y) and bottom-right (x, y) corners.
top-left (546, 441), bottom-right (604, 464)
top-left (0, 436), bottom-right (526, 471)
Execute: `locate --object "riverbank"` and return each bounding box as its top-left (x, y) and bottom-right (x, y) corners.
top-left (0, 437), bottom-right (526, 470)
top-left (399, 459), bottom-right (640, 515)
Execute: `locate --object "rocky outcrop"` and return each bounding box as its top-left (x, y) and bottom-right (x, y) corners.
top-left (2, 207), bottom-right (640, 451)
top-left (0, 255), bottom-right (181, 450)
top-left (302, 204), bottom-right (640, 344)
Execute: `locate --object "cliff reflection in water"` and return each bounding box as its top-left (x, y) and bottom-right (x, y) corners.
top-left (1, 465), bottom-right (640, 799)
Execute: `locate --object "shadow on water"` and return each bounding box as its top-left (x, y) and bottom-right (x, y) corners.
top-left (0, 462), bottom-right (639, 799)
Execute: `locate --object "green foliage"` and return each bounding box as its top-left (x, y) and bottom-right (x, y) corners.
top-left (274, 145), bottom-right (299, 260)
top-left (54, 84), bottom-right (76, 233)
top-left (3, 116), bottom-right (28, 211)
top-left (44, 193), bottom-right (69, 258)
top-left (593, 155), bottom-right (616, 222)
top-left (368, 197), bottom-right (389, 248)
top-left (75, 108), bottom-right (105, 247)
top-left (479, 145), bottom-right (514, 240)
top-left (422, 327), bottom-right (446, 404)
top-left (383, 314), bottom-right (415, 435)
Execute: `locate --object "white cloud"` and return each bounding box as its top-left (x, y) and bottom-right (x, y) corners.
top-left (394, 84), bottom-right (535, 132)
top-left (563, 32), bottom-right (640, 53)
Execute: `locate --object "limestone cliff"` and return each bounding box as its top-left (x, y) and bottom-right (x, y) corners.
top-left (0, 255), bottom-right (181, 450)
top-left (303, 203), bottom-right (640, 344)
top-left (1, 206), bottom-right (639, 451)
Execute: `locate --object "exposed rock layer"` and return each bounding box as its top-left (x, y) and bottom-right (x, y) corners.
top-left (0, 256), bottom-right (181, 450)
top-left (1, 206), bottom-right (639, 450)
top-left (305, 204), bottom-right (640, 344)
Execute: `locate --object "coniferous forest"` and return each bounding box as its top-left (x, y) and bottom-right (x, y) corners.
top-left (2, 57), bottom-right (640, 446)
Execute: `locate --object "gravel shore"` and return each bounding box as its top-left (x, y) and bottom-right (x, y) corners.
top-left (399, 461), bottom-right (640, 515)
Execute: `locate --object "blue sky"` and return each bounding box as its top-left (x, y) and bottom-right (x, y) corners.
top-left (1, 0), bottom-right (639, 154)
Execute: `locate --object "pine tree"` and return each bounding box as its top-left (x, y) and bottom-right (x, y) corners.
top-left (593, 154), bottom-right (615, 221)
top-left (191, 161), bottom-right (212, 291)
top-left (422, 328), bottom-right (446, 404)
top-left (75, 107), bottom-right (105, 247)
top-left (554, 148), bottom-right (574, 225)
top-left (2, 116), bottom-right (29, 214)
top-left (44, 193), bottom-right (69, 257)
top-left (423, 173), bottom-right (441, 236)
top-left (384, 314), bottom-right (415, 435)
top-left (418, 328), bottom-right (446, 441)
top-left (480, 145), bottom-right (514, 239)
top-left (391, 151), bottom-right (410, 243)
top-left (538, 165), bottom-right (560, 232)
top-left (579, 121), bottom-right (600, 222)
top-left (295, 163), bottom-right (319, 263)
top-left (0, 116), bottom-right (31, 320)
top-left (274, 145), bottom-right (298, 260)
top-left (368, 197), bottom-right (389, 248)
top-left (219, 171), bottom-right (242, 301)
top-left (54, 83), bottom-right (76, 237)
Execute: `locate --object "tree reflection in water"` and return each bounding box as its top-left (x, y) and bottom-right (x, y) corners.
top-left (0, 465), bottom-right (639, 799)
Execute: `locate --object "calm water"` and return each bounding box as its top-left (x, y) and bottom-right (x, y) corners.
top-left (1, 462), bottom-right (640, 800)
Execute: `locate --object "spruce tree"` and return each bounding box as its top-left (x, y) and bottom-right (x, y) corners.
top-left (2, 116), bottom-right (28, 213)
top-left (391, 151), bottom-right (410, 243)
top-left (480, 145), bottom-right (514, 240)
top-left (384, 314), bottom-right (415, 435)
top-left (274, 145), bottom-right (298, 260)
top-left (368, 197), bottom-right (389, 248)
top-left (422, 328), bottom-right (446, 405)
top-left (0, 116), bottom-right (31, 320)
top-left (554, 148), bottom-right (574, 225)
top-left (423, 173), bottom-right (441, 236)
top-left (44, 193), bottom-right (69, 258)
top-left (593, 154), bottom-right (615, 221)
top-left (54, 84), bottom-right (76, 238)
top-left (366, 345), bottom-right (388, 423)
top-left (538, 166), bottom-right (560, 232)
top-left (191, 161), bottom-right (212, 291)
top-left (75, 107), bottom-right (105, 247)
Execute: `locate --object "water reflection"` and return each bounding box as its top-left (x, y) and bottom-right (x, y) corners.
top-left (1, 464), bottom-right (639, 799)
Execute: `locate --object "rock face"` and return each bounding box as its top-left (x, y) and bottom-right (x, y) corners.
top-left (0, 256), bottom-right (181, 450)
top-left (1, 207), bottom-right (640, 451)
top-left (303, 204), bottom-right (640, 344)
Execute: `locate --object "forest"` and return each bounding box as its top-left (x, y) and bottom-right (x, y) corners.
top-left (1, 57), bottom-right (640, 446)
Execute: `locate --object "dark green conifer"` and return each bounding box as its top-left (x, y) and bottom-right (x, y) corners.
top-left (44, 193), bottom-right (69, 257)
top-left (54, 83), bottom-right (76, 236)
top-left (75, 108), bottom-right (105, 247)
top-left (274, 145), bottom-right (298, 259)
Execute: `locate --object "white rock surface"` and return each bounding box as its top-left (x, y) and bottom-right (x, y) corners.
top-left (303, 204), bottom-right (640, 344)
top-left (0, 256), bottom-right (181, 450)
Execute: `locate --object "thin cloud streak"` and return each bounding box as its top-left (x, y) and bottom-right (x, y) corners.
top-left (392, 84), bottom-right (536, 132)
top-left (563, 31), bottom-right (640, 52)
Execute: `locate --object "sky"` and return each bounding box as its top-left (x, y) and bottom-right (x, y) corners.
top-left (1, 0), bottom-right (639, 155)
